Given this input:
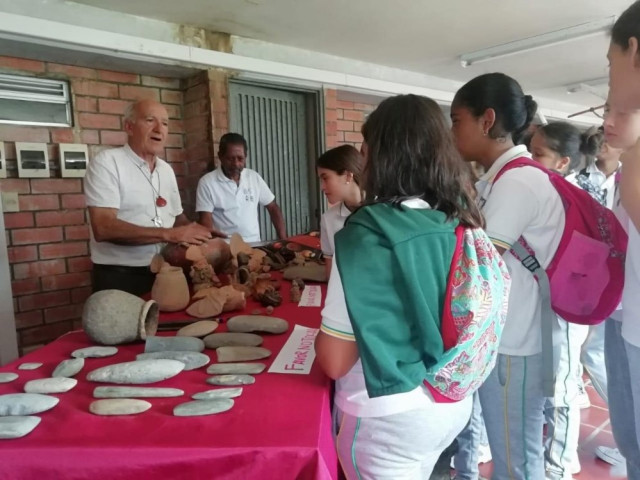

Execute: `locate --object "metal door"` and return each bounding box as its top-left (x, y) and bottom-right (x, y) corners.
top-left (229, 83), bottom-right (312, 241)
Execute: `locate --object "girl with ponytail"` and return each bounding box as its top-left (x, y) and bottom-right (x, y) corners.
top-left (450, 73), bottom-right (568, 480)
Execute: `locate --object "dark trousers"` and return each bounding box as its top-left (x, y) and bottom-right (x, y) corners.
top-left (92, 263), bottom-right (156, 297)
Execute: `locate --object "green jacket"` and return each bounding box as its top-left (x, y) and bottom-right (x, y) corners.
top-left (335, 203), bottom-right (457, 398)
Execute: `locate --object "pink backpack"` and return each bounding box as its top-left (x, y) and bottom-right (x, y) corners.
top-left (493, 157), bottom-right (628, 325)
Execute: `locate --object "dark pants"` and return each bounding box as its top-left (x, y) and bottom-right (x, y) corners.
top-left (92, 263), bottom-right (156, 297)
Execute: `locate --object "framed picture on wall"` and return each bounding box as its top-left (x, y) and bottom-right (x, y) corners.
top-left (59, 143), bottom-right (89, 178)
top-left (16, 142), bottom-right (49, 178)
top-left (0, 142), bottom-right (6, 179)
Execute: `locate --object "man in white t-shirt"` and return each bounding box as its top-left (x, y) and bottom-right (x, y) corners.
top-left (84, 99), bottom-right (221, 296)
top-left (196, 133), bottom-right (287, 243)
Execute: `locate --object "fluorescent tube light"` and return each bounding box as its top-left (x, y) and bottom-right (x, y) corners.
top-left (460, 17), bottom-right (616, 67)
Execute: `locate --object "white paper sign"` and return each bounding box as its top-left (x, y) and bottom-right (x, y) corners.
top-left (298, 285), bottom-right (322, 307)
top-left (268, 324), bottom-right (318, 375)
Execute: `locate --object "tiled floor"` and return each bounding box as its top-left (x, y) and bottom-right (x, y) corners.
top-left (473, 381), bottom-right (626, 479)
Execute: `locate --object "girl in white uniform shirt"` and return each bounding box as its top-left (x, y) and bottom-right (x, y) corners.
top-left (451, 73), bottom-right (566, 480)
top-left (317, 145), bottom-right (363, 278)
top-left (602, 4), bottom-right (640, 475)
top-left (529, 122), bottom-right (603, 477)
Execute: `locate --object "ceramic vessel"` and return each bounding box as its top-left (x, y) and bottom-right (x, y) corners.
top-left (151, 267), bottom-right (190, 312)
top-left (82, 289), bottom-right (159, 345)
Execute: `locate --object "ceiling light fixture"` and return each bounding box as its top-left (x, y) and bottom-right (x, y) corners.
top-left (460, 16), bottom-right (616, 68)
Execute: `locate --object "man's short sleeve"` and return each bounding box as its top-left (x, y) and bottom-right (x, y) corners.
top-left (195, 175), bottom-right (215, 213)
top-left (482, 169), bottom-right (539, 250)
top-left (84, 152), bottom-right (121, 209)
top-left (320, 257), bottom-right (355, 341)
top-left (256, 173), bottom-right (276, 206)
top-left (165, 165), bottom-right (183, 218)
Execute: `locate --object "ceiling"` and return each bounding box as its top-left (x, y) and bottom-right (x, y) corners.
top-left (69, 0), bottom-right (628, 106)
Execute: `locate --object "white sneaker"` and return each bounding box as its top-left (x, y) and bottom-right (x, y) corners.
top-left (570, 459), bottom-right (581, 474)
top-left (575, 384), bottom-right (591, 409)
top-left (478, 443), bottom-right (492, 464)
top-left (595, 446), bottom-right (625, 466)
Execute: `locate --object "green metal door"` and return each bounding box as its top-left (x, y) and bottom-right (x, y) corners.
top-left (229, 83), bottom-right (311, 241)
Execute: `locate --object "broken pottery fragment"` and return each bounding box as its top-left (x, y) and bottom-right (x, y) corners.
top-left (0, 416), bottom-right (41, 439)
top-left (173, 399), bottom-right (234, 416)
top-left (176, 320), bottom-right (219, 338)
top-left (0, 373), bottom-right (18, 384)
top-left (203, 332), bottom-right (263, 349)
top-left (18, 363), bottom-right (42, 370)
top-left (144, 336), bottom-right (205, 353)
top-left (93, 386), bottom-right (184, 398)
top-left (90, 399), bottom-right (151, 416)
top-left (227, 315), bottom-right (288, 334)
top-left (136, 351), bottom-right (210, 371)
top-left (206, 374), bottom-right (255, 386)
top-left (86, 359), bottom-right (184, 384)
top-left (24, 378), bottom-right (77, 394)
top-left (0, 393), bottom-right (59, 416)
top-left (192, 388), bottom-right (243, 400)
top-left (206, 363), bottom-right (265, 375)
top-left (216, 346), bottom-right (271, 363)
top-left (52, 358), bottom-right (84, 378)
top-left (72, 346), bottom-right (118, 359)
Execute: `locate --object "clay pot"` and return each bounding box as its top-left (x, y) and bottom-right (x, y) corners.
top-left (82, 290), bottom-right (159, 345)
top-left (151, 267), bottom-right (190, 312)
top-left (161, 239), bottom-right (232, 273)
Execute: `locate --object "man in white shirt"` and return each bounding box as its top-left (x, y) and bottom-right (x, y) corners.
top-left (196, 133), bottom-right (287, 243)
top-left (84, 99), bottom-right (222, 296)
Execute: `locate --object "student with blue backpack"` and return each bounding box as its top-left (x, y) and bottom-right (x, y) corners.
top-left (315, 94), bottom-right (510, 479)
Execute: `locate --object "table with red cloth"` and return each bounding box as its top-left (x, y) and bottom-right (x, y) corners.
top-left (0, 236), bottom-right (337, 480)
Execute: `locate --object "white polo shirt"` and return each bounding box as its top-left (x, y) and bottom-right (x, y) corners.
top-left (84, 144), bottom-right (183, 267)
top-left (566, 161), bottom-right (620, 209)
top-left (195, 167), bottom-right (275, 243)
top-left (320, 202), bottom-right (351, 257)
top-left (477, 145), bottom-right (565, 356)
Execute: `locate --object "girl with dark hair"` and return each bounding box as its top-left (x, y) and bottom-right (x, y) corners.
top-left (316, 145), bottom-right (363, 278)
top-left (529, 121), bottom-right (609, 477)
top-left (451, 73), bottom-right (567, 480)
top-left (530, 122), bottom-right (599, 175)
top-left (600, 60), bottom-right (640, 473)
top-left (314, 94), bottom-right (508, 478)
top-left (608, 0), bottom-right (640, 108)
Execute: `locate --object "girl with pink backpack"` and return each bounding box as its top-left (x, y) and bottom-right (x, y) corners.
top-left (530, 123), bottom-right (608, 476)
top-left (451, 73), bottom-right (567, 480)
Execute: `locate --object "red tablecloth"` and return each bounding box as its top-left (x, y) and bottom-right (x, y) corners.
top-left (0, 239), bottom-right (337, 480)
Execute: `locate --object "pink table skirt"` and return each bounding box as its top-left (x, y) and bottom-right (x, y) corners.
top-left (0, 261), bottom-right (337, 480)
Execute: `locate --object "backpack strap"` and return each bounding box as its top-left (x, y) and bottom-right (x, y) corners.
top-left (491, 158), bottom-right (557, 397)
top-left (510, 241), bottom-right (556, 397)
top-left (441, 225), bottom-right (465, 350)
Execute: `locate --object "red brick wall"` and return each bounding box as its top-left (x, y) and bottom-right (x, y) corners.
top-left (324, 89), bottom-right (377, 151)
top-left (181, 70), bottom-right (229, 217)
top-left (0, 56), bottom-right (199, 354)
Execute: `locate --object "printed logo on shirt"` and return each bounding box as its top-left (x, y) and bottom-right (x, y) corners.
top-left (243, 187), bottom-right (255, 202)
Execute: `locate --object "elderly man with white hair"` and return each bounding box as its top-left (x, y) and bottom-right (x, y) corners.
top-left (84, 99), bottom-right (223, 296)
